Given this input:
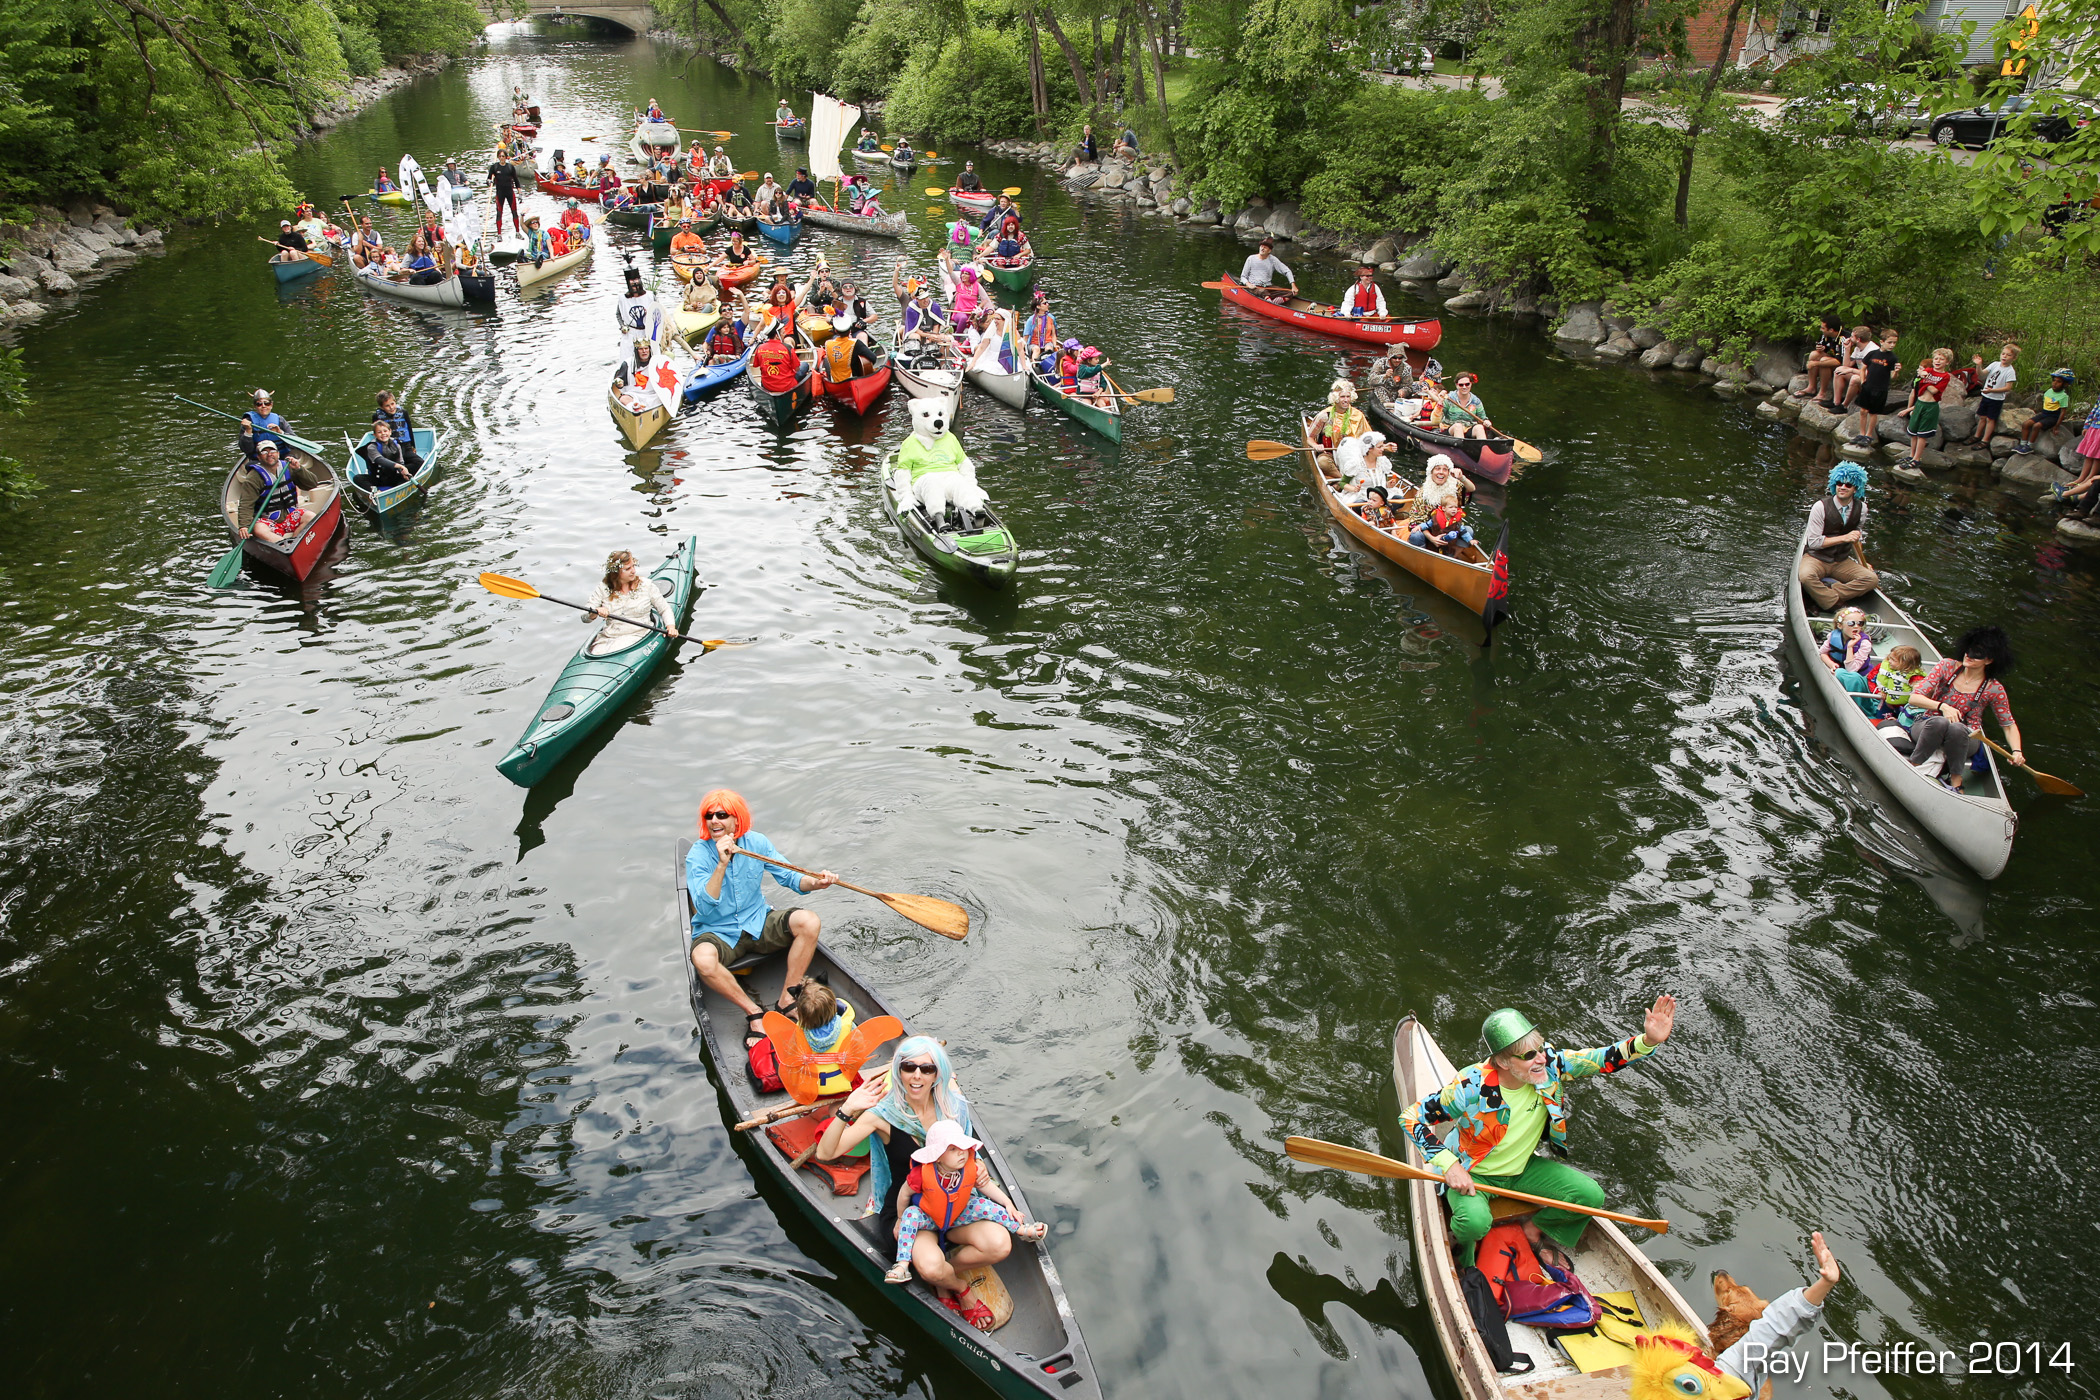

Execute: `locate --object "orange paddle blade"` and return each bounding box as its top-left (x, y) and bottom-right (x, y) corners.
top-left (1200, 280), bottom-right (1227, 289)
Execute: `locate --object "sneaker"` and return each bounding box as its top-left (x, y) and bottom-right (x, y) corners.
top-left (2016, 443), bottom-right (2034, 454)
top-left (1850, 435), bottom-right (1873, 448)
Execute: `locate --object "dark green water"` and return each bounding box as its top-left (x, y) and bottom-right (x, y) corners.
top-left (1, 23), bottom-right (2093, 1400)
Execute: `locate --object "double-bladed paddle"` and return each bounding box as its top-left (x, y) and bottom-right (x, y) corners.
top-left (475, 570), bottom-right (751, 650)
top-left (1282, 1137), bottom-right (1671, 1233)
top-left (730, 848), bottom-right (969, 940)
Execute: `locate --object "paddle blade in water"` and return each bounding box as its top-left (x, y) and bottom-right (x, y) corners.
top-left (1512, 439), bottom-right (1544, 464)
top-left (2029, 768), bottom-right (2085, 797)
top-left (700, 636), bottom-right (760, 650)
top-left (1199, 280), bottom-right (1228, 290)
top-left (1284, 1137), bottom-right (1423, 1181)
top-left (1246, 439), bottom-right (1307, 461)
top-left (874, 891), bottom-right (969, 940)
top-left (206, 543), bottom-right (246, 588)
top-left (477, 571), bottom-right (542, 601)
top-left (1127, 386), bottom-right (1175, 404)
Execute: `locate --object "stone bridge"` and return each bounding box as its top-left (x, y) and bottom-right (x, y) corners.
top-left (492, 3), bottom-right (656, 36)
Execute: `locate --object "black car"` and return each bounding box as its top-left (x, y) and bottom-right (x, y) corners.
top-left (1929, 90), bottom-right (2095, 148)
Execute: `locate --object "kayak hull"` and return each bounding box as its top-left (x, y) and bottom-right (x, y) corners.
top-left (879, 447), bottom-right (1019, 586)
top-left (495, 537), bottom-right (699, 787)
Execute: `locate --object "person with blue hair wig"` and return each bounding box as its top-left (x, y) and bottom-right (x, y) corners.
top-left (1798, 462), bottom-right (1878, 610)
top-left (816, 1035), bottom-right (1014, 1328)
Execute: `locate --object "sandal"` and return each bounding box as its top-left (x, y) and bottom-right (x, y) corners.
top-left (956, 1290), bottom-right (996, 1332)
top-left (744, 1010), bottom-right (768, 1050)
top-left (1016, 1222), bottom-right (1048, 1243)
top-left (884, 1261), bottom-right (912, 1284)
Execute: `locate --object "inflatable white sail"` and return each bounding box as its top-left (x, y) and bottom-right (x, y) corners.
top-left (808, 92), bottom-right (861, 187)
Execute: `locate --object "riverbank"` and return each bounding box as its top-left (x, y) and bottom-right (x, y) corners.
top-left (0, 54), bottom-right (451, 333)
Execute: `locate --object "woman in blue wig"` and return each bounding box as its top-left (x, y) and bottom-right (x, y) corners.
top-left (1798, 460), bottom-right (1878, 611)
top-left (816, 1037), bottom-right (1011, 1328)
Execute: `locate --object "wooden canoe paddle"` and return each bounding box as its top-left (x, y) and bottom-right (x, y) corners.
top-left (1247, 438), bottom-right (1317, 460)
top-left (257, 236), bottom-right (333, 267)
top-left (1980, 734), bottom-right (2083, 796)
top-left (1106, 386), bottom-right (1174, 404)
top-left (475, 571), bottom-right (751, 650)
top-left (1283, 1137), bottom-right (1671, 1233)
top-left (730, 848), bottom-right (968, 940)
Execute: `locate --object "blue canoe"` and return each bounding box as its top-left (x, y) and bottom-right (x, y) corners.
top-left (345, 426), bottom-right (445, 516)
top-left (273, 254), bottom-right (326, 283)
top-left (684, 346), bottom-right (756, 402)
top-left (756, 216), bottom-right (801, 248)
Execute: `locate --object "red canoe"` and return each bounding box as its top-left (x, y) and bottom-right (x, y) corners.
top-left (218, 444), bottom-right (345, 582)
top-left (538, 179), bottom-right (602, 203)
top-left (814, 343), bottom-right (893, 415)
top-left (1215, 271), bottom-right (1441, 349)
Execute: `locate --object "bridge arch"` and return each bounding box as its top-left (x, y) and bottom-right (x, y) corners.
top-left (493, 4), bottom-right (657, 37)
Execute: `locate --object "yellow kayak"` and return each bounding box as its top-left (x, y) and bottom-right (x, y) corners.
top-left (368, 188), bottom-right (411, 206)
top-left (673, 308), bottom-right (721, 342)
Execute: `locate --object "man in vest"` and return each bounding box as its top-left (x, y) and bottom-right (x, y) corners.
top-left (685, 790), bottom-right (837, 1047)
top-left (822, 328), bottom-right (877, 387)
top-left (231, 440), bottom-right (325, 542)
top-left (1341, 264), bottom-right (1388, 318)
top-left (1797, 462), bottom-right (1877, 610)
top-left (1401, 995), bottom-right (1675, 1266)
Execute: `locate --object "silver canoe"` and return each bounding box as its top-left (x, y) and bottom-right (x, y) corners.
top-left (801, 204), bottom-right (908, 239)
top-left (1785, 525), bottom-right (2017, 878)
top-left (1392, 1014), bottom-right (1708, 1398)
top-left (891, 328), bottom-right (963, 422)
top-left (354, 262), bottom-right (472, 308)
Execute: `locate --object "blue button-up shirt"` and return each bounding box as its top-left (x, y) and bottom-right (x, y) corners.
top-left (686, 833), bottom-right (802, 943)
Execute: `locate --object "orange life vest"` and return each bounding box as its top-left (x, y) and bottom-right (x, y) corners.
top-left (760, 1010), bottom-right (904, 1104)
top-left (825, 335), bottom-right (857, 383)
top-left (910, 1154), bottom-right (980, 1231)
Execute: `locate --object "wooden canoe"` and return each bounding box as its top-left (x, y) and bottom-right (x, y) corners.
top-left (1216, 271), bottom-right (1441, 349)
top-left (1303, 415), bottom-right (1497, 619)
top-left (1031, 367), bottom-right (1121, 443)
top-left (1392, 1014), bottom-right (1708, 1399)
top-left (345, 427), bottom-right (444, 516)
top-left (879, 447), bottom-right (1020, 586)
top-left (495, 538), bottom-right (697, 787)
top-left (1785, 527), bottom-right (2017, 878)
top-left (218, 445), bottom-right (343, 582)
top-left (675, 842), bottom-right (1097, 1398)
top-left (746, 345), bottom-right (818, 428)
top-left (1364, 396), bottom-right (1516, 487)
top-left (814, 339), bottom-right (893, 415)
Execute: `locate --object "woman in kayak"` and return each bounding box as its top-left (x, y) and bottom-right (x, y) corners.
top-left (586, 549), bottom-right (679, 653)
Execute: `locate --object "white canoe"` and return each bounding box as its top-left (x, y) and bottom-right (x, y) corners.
top-left (1392, 1014), bottom-right (1709, 1399)
top-left (353, 261), bottom-right (468, 308)
top-left (1785, 525), bottom-right (2017, 878)
top-left (514, 221), bottom-right (597, 289)
top-left (964, 334), bottom-right (1030, 410)
top-left (801, 204), bottom-right (908, 238)
top-left (891, 329), bottom-right (963, 423)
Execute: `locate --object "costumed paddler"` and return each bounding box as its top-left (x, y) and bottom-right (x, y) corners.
top-left (1401, 996), bottom-right (1676, 1266)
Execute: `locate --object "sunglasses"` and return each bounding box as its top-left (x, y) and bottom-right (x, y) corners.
top-left (1512, 1046), bottom-right (1547, 1062)
top-left (899, 1060), bottom-right (938, 1074)
top-left (703, 810), bottom-right (733, 821)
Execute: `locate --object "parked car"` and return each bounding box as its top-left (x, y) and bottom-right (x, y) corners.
top-left (1373, 42), bottom-right (1437, 77)
top-left (1929, 90), bottom-right (2096, 148)
top-left (1778, 83), bottom-right (1922, 137)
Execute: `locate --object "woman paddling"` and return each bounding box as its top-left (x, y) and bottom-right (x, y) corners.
top-left (818, 1038), bottom-right (1013, 1331)
top-left (1902, 625), bottom-right (2024, 792)
top-left (587, 549), bottom-right (680, 654)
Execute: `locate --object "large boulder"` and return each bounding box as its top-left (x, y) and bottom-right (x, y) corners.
top-left (1944, 443), bottom-right (1993, 469)
top-left (37, 266), bottom-right (76, 294)
top-left (1263, 203), bottom-right (1304, 240)
top-left (1797, 401), bottom-right (1846, 434)
top-left (1630, 326), bottom-right (1664, 350)
top-left (1552, 301), bottom-right (1607, 345)
top-left (1936, 401), bottom-right (1978, 443)
top-left (2057, 517), bottom-right (2100, 546)
top-left (1749, 339), bottom-right (1803, 390)
top-left (1395, 246), bottom-right (1453, 280)
top-left (1670, 345), bottom-right (1703, 371)
top-left (1170, 197), bottom-right (1193, 217)
top-left (1187, 201), bottom-right (1220, 226)
top-left (1639, 341), bottom-right (1675, 369)
top-left (67, 228), bottom-right (112, 257)
top-left (1594, 339), bottom-right (1634, 362)
top-left (1445, 287), bottom-right (1492, 311)
top-left (1231, 206), bottom-right (1264, 233)
top-left (50, 241), bottom-right (96, 274)
top-left (1999, 451), bottom-right (2072, 486)
top-left (0, 272), bottom-right (34, 301)
top-left (1365, 236), bottom-right (1400, 265)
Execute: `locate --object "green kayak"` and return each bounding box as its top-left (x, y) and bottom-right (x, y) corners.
top-left (604, 203), bottom-right (660, 230)
top-left (495, 536), bottom-right (699, 787)
top-left (1030, 367), bottom-right (1122, 443)
top-left (879, 448), bottom-right (1019, 586)
top-left (653, 214), bottom-right (721, 255)
top-left (987, 255), bottom-right (1036, 292)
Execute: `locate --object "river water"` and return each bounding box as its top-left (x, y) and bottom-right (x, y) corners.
top-left (1, 24), bottom-right (2092, 1400)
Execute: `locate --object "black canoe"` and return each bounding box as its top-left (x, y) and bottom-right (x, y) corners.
top-left (1364, 396), bottom-right (1516, 486)
top-left (675, 840), bottom-right (1102, 1399)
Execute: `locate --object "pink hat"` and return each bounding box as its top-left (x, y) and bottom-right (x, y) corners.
top-left (1080, 346), bottom-right (1101, 360)
top-left (909, 1118), bottom-right (982, 1163)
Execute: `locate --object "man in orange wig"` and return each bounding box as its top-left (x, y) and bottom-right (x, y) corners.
top-left (686, 790), bottom-right (838, 1049)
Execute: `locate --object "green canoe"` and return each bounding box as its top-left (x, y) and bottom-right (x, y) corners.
top-left (653, 214), bottom-right (722, 255)
top-left (987, 255), bottom-right (1036, 292)
top-left (1030, 368), bottom-right (1122, 443)
top-left (879, 448), bottom-right (1020, 586)
top-left (604, 203), bottom-right (660, 230)
top-left (495, 536), bottom-right (699, 787)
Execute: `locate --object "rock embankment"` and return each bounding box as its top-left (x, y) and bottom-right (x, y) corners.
top-left (0, 54), bottom-right (450, 332)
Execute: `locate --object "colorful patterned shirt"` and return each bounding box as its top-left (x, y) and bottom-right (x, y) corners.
top-left (1404, 1034), bottom-right (1658, 1174)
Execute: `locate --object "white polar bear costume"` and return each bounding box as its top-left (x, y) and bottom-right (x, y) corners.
top-left (892, 397), bottom-right (988, 523)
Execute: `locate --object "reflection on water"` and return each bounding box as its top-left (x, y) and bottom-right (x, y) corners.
top-left (0, 21), bottom-right (2092, 1400)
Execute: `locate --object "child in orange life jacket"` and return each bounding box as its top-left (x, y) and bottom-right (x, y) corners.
top-left (1356, 485), bottom-right (1398, 530)
top-left (883, 1119), bottom-right (1046, 1284)
top-left (791, 981), bottom-right (862, 1102)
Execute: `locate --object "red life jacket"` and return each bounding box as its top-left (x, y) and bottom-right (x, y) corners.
top-left (1350, 282), bottom-right (1380, 315)
top-left (1432, 502), bottom-right (1466, 533)
top-left (911, 1154), bottom-right (980, 1230)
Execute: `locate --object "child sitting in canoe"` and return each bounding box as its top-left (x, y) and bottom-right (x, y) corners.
top-left (1356, 485), bottom-right (1399, 530)
top-left (884, 1119), bottom-right (1047, 1290)
top-left (1872, 644), bottom-right (1925, 728)
top-left (1074, 347), bottom-right (1115, 408)
top-left (1407, 456), bottom-right (1474, 553)
top-left (1819, 605), bottom-right (1879, 715)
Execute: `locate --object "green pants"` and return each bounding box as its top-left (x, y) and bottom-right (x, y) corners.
top-left (1446, 1157), bottom-right (1605, 1266)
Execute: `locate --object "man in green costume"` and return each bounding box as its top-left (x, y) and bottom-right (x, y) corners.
top-left (1401, 996), bottom-right (1676, 1264)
